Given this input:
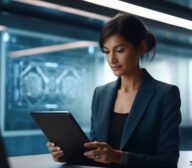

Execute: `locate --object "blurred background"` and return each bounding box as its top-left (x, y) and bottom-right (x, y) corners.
top-left (0, 0), bottom-right (191, 157)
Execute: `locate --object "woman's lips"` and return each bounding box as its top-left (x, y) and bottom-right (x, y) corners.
top-left (111, 65), bottom-right (122, 71)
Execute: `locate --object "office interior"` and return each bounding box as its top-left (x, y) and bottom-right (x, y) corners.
top-left (0, 0), bottom-right (191, 157)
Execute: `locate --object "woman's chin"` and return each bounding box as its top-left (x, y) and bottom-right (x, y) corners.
top-left (112, 71), bottom-right (123, 77)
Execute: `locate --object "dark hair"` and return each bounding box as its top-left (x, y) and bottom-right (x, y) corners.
top-left (99, 12), bottom-right (157, 60)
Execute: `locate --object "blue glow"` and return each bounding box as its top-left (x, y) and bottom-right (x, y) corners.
top-left (88, 46), bottom-right (94, 54)
top-left (3, 32), bottom-right (9, 42)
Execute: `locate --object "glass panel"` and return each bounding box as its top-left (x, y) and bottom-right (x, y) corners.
top-left (0, 27), bottom-right (104, 156)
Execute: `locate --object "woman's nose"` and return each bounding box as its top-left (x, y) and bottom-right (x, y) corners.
top-left (109, 52), bottom-right (117, 63)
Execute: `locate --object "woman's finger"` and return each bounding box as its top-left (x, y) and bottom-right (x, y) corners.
top-left (47, 142), bottom-right (55, 147)
top-left (84, 141), bottom-right (99, 147)
top-left (53, 152), bottom-right (64, 161)
top-left (84, 141), bottom-right (108, 149)
top-left (84, 147), bottom-right (101, 159)
top-left (52, 151), bottom-right (64, 158)
top-left (48, 146), bottom-right (61, 152)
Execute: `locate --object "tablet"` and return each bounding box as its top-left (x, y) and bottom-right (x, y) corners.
top-left (31, 112), bottom-right (104, 167)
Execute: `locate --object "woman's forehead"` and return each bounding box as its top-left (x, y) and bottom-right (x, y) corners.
top-left (103, 35), bottom-right (132, 48)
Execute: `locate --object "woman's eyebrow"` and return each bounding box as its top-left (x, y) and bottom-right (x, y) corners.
top-left (103, 44), bottom-right (125, 50)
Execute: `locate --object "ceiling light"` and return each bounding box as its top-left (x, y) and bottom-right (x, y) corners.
top-left (13, 0), bottom-right (110, 21)
top-left (83, 0), bottom-right (192, 30)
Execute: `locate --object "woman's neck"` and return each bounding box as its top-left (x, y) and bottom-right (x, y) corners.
top-left (120, 68), bottom-right (143, 93)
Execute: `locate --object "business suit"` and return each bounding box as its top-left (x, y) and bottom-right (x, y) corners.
top-left (90, 68), bottom-right (181, 168)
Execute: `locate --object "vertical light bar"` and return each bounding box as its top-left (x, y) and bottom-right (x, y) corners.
top-left (189, 60), bottom-right (192, 121)
top-left (0, 32), bottom-right (7, 135)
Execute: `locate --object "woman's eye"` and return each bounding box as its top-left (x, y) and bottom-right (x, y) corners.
top-left (116, 48), bottom-right (124, 53)
top-left (102, 50), bottom-right (109, 54)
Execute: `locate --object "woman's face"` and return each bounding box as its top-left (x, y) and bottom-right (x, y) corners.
top-left (102, 34), bottom-right (141, 77)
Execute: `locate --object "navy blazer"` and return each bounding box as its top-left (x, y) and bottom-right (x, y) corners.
top-left (90, 68), bottom-right (181, 168)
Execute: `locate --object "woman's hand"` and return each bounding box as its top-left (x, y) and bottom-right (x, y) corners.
top-left (46, 142), bottom-right (65, 162)
top-left (84, 141), bottom-right (122, 164)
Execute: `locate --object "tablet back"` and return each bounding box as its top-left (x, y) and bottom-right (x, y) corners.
top-left (31, 112), bottom-right (102, 166)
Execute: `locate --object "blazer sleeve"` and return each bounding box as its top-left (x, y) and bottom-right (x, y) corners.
top-left (121, 86), bottom-right (182, 168)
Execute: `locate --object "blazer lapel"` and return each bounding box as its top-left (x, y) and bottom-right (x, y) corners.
top-left (120, 69), bottom-right (156, 149)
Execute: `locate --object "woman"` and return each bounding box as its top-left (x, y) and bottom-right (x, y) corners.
top-left (47, 13), bottom-right (181, 168)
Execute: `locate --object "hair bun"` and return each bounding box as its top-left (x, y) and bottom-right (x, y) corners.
top-left (146, 32), bottom-right (156, 52)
